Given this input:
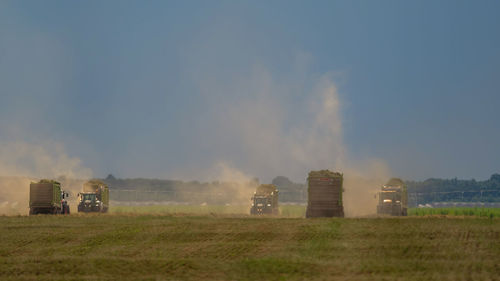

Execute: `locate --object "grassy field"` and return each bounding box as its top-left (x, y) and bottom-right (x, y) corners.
top-left (1, 214), bottom-right (499, 280)
top-left (409, 207), bottom-right (500, 218)
top-left (111, 204), bottom-right (306, 217)
top-left (111, 204), bottom-right (500, 218)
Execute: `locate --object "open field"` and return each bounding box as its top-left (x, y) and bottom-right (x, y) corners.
top-left (111, 204), bottom-right (500, 218)
top-left (1, 215), bottom-right (499, 281)
top-left (111, 204), bottom-right (306, 217)
top-left (410, 207), bottom-right (500, 218)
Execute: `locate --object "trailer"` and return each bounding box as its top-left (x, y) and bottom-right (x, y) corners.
top-left (306, 170), bottom-right (344, 218)
top-left (29, 179), bottom-right (70, 215)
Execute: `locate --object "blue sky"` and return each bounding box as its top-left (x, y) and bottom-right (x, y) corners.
top-left (0, 1), bottom-right (499, 182)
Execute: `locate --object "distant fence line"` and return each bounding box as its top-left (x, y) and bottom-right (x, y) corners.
top-left (408, 190), bottom-right (500, 206)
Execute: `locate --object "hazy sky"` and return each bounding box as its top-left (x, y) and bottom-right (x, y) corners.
top-left (1, 1), bottom-right (499, 182)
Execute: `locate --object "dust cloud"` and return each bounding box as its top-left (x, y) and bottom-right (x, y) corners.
top-left (207, 162), bottom-right (259, 204)
top-left (0, 177), bottom-right (32, 216)
top-left (168, 163), bottom-right (259, 206)
top-left (0, 141), bottom-right (92, 215)
top-left (187, 58), bottom-right (391, 216)
top-left (342, 161), bottom-right (391, 217)
top-left (0, 51), bottom-right (391, 217)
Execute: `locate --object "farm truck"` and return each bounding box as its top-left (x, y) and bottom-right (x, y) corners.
top-left (77, 180), bottom-right (109, 213)
top-left (29, 179), bottom-right (70, 215)
top-left (377, 178), bottom-right (408, 216)
top-left (250, 184), bottom-right (279, 215)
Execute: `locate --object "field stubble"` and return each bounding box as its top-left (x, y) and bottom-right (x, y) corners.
top-left (1, 211), bottom-right (499, 281)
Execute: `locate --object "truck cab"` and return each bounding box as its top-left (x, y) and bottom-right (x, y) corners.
top-left (78, 180), bottom-right (109, 213)
top-left (251, 195), bottom-right (273, 214)
top-left (78, 192), bottom-right (103, 212)
top-left (377, 178), bottom-right (408, 216)
top-left (250, 184), bottom-right (279, 215)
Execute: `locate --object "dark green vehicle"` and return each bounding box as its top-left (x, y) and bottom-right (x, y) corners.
top-left (250, 184), bottom-right (279, 215)
top-left (78, 180), bottom-right (109, 213)
top-left (377, 178), bottom-right (408, 216)
top-left (29, 179), bottom-right (70, 215)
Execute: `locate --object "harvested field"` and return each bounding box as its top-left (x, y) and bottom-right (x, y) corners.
top-left (410, 207), bottom-right (500, 218)
top-left (110, 204), bottom-right (500, 218)
top-left (1, 215), bottom-right (499, 280)
top-left (110, 204), bottom-right (306, 217)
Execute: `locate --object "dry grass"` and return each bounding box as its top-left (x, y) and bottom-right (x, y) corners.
top-left (0, 214), bottom-right (499, 280)
top-left (110, 204), bottom-right (306, 217)
top-left (410, 207), bottom-right (500, 218)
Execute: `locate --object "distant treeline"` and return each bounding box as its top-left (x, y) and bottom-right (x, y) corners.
top-left (101, 174), bottom-right (261, 204)
top-left (101, 174), bottom-right (307, 203)
top-left (407, 174), bottom-right (500, 204)
top-left (101, 174), bottom-right (500, 204)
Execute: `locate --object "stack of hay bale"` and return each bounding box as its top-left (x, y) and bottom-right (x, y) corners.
top-left (306, 170), bottom-right (344, 218)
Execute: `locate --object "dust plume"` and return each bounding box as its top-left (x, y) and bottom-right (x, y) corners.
top-left (186, 55), bottom-right (391, 216)
top-left (342, 160), bottom-right (391, 217)
top-left (167, 162), bottom-right (258, 207)
top-left (0, 177), bottom-right (32, 216)
top-left (0, 141), bottom-right (92, 215)
top-left (207, 162), bottom-right (259, 204)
